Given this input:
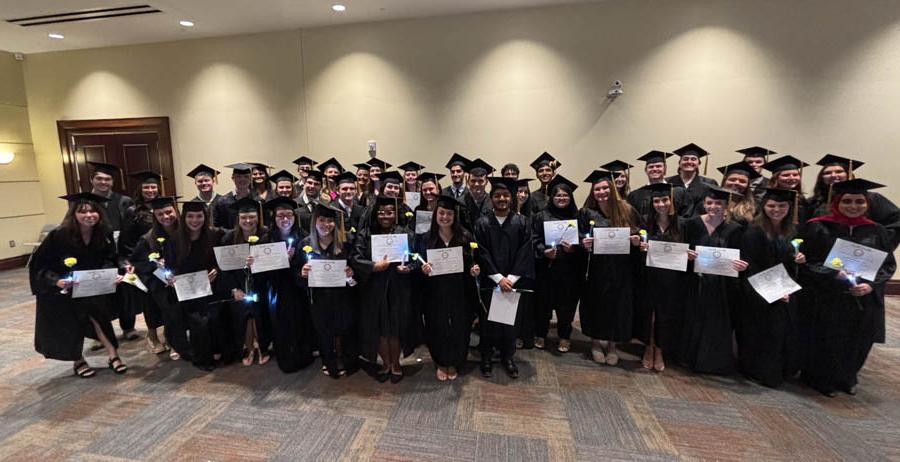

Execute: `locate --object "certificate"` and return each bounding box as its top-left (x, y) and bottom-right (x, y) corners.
top-left (309, 259), bottom-right (348, 288)
top-left (426, 246), bottom-right (464, 276)
top-left (488, 288), bottom-right (521, 326)
top-left (153, 267), bottom-right (170, 284)
top-left (173, 270), bottom-right (213, 301)
top-left (71, 268), bottom-right (119, 298)
top-left (543, 219), bottom-right (578, 246)
top-left (214, 243), bottom-right (250, 271)
top-left (415, 210), bottom-right (433, 234)
top-left (250, 241), bottom-right (290, 274)
top-left (694, 245), bottom-right (740, 278)
top-left (824, 238), bottom-right (889, 282)
top-left (592, 227), bottom-right (631, 255)
top-left (646, 240), bottom-right (690, 272)
top-left (747, 264), bottom-right (802, 304)
top-left (370, 234), bottom-right (410, 263)
top-left (405, 192), bottom-right (421, 210)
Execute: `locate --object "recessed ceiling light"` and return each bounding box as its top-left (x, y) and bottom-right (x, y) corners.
top-left (48, 32), bottom-right (64, 39)
top-left (332, 4), bottom-right (346, 12)
top-left (179, 20), bottom-right (195, 27)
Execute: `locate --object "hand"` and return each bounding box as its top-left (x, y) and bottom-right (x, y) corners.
top-left (165, 275), bottom-right (176, 287)
top-left (345, 266), bottom-right (354, 278)
top-left (301, 263), bottom-right (311, 278)
top-left (639, 242), bottom-right (649, 252)
top-left (396, 264), bottom-right (411, 274)
top-left (56, 278), bottom-right (77, 289)
top-left (245, 255), bottom-right (255, 267)
top-left (373, 255), bottom-right (390, 272)
top-left (794, 252), bottom-right (806, 264)
top-left (421, 262), bottom-right (433, 275)
top-left (287, 247), bottom-right (296, 259)
top-left (115, 274), bottom-right (125, 285)
top-left (732, 259), bottom-right (748, 272)
top-left (470, 264), bottom-right (481, 277)
top-left (629, 235), bottom-right (641, 246)
top-left (155, 258), bottom-right (166, 269)
top-left (498, 277), bottom-right (514, 293)
top-left (780, 294), bottom-right (791, 303)
top-left (233, 289), bottom-right (245, 301)
top-left (687, 250), bottom-right (698, 261)
top-left (835, 270), bottom-right (849, 281)
top-left (582, 236), bottom-right (594, 250)
top-left (849, 283), bottom-right (873, 297)
top-left (544, 247), bottom-right (558, 260)
top-left (560, 240), bottom-right (575, 253)
top-left (207, 269), bottom-right (218, 283)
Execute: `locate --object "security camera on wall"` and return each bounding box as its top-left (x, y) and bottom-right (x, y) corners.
top-left (608, 80), bottom-right (623, 99)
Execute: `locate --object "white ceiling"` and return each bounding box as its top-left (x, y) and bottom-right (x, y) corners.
top-left (0, 0), bottom-right (596, 54)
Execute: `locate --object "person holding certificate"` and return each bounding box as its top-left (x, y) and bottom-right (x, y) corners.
top-left (531, 175), bottom-right (585, 353)
top-left (636, 183), bottom-right (687, 372)
top-left (415, 195), bottom-right (480, 381)
top-left (217, 197), bottom-right (273, 366)
top-left (30, 193), bottom-right (127, 377)
top-left (737, 188), bottom-right (806, 387)
top-left (800, 179), bottom-right (896, 397)
top-left (299, 203), bottom-right (358, 378)
top-left (717, 162), bottom-right (760, 225)
top-left (578, 171), bottom-right (642, 366)
top-left (680, 186), bottom-right (748, 375)
top-left (359, 171), bottom-right (416, 233)
top-left (265, 197), bottom-right (315, 373)
top-left (351, 196), bottom-right (419, 383)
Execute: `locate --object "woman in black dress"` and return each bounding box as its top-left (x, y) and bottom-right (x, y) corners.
top-left (30, 193), bottom-right (127, 377)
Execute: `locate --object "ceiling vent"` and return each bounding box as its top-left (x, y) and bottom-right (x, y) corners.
top-left (6, 5), bottom-right (161, 27)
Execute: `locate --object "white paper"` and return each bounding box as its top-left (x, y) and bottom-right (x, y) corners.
top-left (214, 243), bottom-right (250, 271)
top-left (122, 273), bottom-right (148, 293)
top-left (543, 219), bottom-right (579, 246)
top-left (694, 245), bottom-right (740, 278)
top-left (747, 264), bottom-right (802, 304)
top-left (591, 227), bottom-right (631, 255)
top-left (415, 210), bottom-right (433, 234)
top-left (113, 230), bottom-right (120, 246)
top-left (646, 240), bottom-right (690, 272)
top-left (487, 288), bottom-right (521, 326)
top-left (824, 238), bottom-right (889, 282)
top-left (426, 246), bottom-right (464, 276)
top-left (173, 270), bottom-right (213, 301)
top-left (309, 259), bottom-right (348, 288)
top-left (250, 241), bottom-right (291, 274)
top-left (405, 192), bottom-right (421, 210)
top-left (71, 268), bottom-right (119, 298)
top-left (153, 267), bottom-right (169, 283)
top-left (370, 234), bottom-right (410, 263)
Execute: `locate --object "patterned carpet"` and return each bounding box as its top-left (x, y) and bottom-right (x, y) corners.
top-left (1, 267), bottom-right (898, 461)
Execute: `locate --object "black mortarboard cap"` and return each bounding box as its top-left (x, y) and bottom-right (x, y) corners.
top-left (304, 170), bottom-right (324, 181)
top-left (292, 156), bottom-right (317, 166)
top-left (736, 146), bottom-right (776, 159)
top-left (313, 202), bottom-right (341, 218)
top-left (263, 196), bottom-right (298, 211)
top-left (367, 158), bottom-right (392, 170)
top-left (637, 151), bottom-right (672, 164)
top-left (148, 196), bottom-right (181, 210)
top-left (488, 176), bottom-right (517, 192)
top-left (418, 172), bottom-right (446, 184)
top-left (646, 182), bottom-right (675, 198)
top-left (374, 196), bottom-right (399, 208)
top-left (229, 196), bottom-right (262, 213)
top-left (445, 153), bottom-right (470, 169)
top-left (379, 170), bottom-right (403, 184)
top-left (704, 186), bottom-right (738, 201)
top-left (186, 164), bottom-right (219, 179)
top-left (225, 162), bottom-right (254, 175)
top-left (180, 200), bottom-right (207, 213)
top-left (831, 178), bottom-right (884, 195)
top-left (398, 161), bottom-right (426, 172)
top-left (547, 174), bottom-right (578, 193)
top-left (516, 178), bottom-right (533, 188)
top-left (465, 158), bottom-right (495, 175)
top-left (87, 161), bottom-right (121, 176)
top-left (268, 169), bottom-right (297, 184)
top-left (583, 170), bottom-right (614, 184)
top-left (317, 157), bottom-right (344, 173)
top-left (334, 171), bottom-right (357, 185)
top-left (600, 160), bottom-right (634, 172)
top-left (59, 192), bottom-right (110, 203)
top-left (131, 170), bottom-right (162, 184)
top-left (672, 143), bottom-right (709, 158)
top-left (530, 152), bottom-right (560, 170)
top-left (760, 188), bottom-right (797, 202)
top-left (435, 194), bottom-right (460, 210)
top-left (717, 161), bottom-right (762, 180)
top-left (816, 154), bottom-right (864, 171)
top-left (762, 155), bottom-right (809, 173)
top-left (249, 162), bottom-right (272, 171)
top-left (353, 162), bottom-right (371, 171)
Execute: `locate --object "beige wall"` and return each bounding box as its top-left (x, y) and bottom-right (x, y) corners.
top-left (19, 0), bottom-right (900, 226)
top-left (0, 51), bottom-right (45, 259)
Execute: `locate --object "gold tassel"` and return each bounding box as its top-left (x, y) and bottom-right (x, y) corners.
top-left (848, 160), bottom-right (855, 179)
top-left (668, 184), bottom-right (676, 216)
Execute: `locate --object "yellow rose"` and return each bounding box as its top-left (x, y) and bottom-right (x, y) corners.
top-left (63, 257), bottom-right (78, 267)
top-left (831, 257), bottom-right (843, 267)
top-left (148, 252), bottom-right (160, 261)
top-left (589, 220), bottom-right (596, 226)
top-left (302, 245), bottom-right (313, 253)
top-left (405, 211), bottom-right (413, 218)
top-left (639, 229), bottom-right (648, 236)
top-left (350, 226), bottom-right (357, 233)
top-left (156, 237), bottom-right (166, 244)
top-left (125, 273), bottom-right (137, 282)
top-left (248, 235), bottom-right (259, 244)
top-left (469, 242), bottom-right (479, 250)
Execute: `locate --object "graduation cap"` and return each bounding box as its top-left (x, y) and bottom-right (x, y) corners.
top-left (179, 200), bottom-right (208, 213)
top-left (704, 185), bottom-right (738, 202)
top-left (488, 176), bottom-right (517, 193)
top-left (292, 156), bottom-right (318, 167)
top-left (224, 162), bottom-right (254, 175)
top-left (583, 170), bottom-right (619, 199)
top-left (831, 178), bottom-right (884, 195)
top-left (418, 172), bottom-right (446, 185)
top-left (367, 158), bottom-right (392, 170)
top-left (87, 161), bottom-right (124, 184)
top-left (762, 155), bottom-right (809, 174)
top-left (398, 161), bottom-right (425, 172)
top-left (334, 171), bottom-right (357, 185)
top-left (317, 157), bottom-right (344, 174)
top-left (817, 154), bottom-right (864, 175)
top-left (229, 196), bottom-right (262, 213)
top-left (530, 152), bottom-right (560, 170)
top-left (465, 158), bottom-right (495, 175)
top-left (249, 162), bottom-right (272, 172)
top-left (717, 161), bottom-right (762, 180)
top-left (646, 183), bottom-right (676, 215)
top-left (547, 174), bottom-right (578, 193)
top-left (131, 170), bottom-right (162, 184)
top-left (263, 196), bottom-right (298, 211)
top-left (59, 192), bottom-right (110, 204)
top-left (600, 160), bottom-right (634, 172)
top-left (303, 170), bottom-right (324, 182)
top-left (268, 169), bottom-right (298, 184)
top-left (445, 153), bottom-right (470, 170)
top-left (516, 178), bottom-right (534, 189)
top-left (637, 150), bottom-right (673, 164)
top-left (673, 143), bottom-right (710, 175)
top-left (736, 146), bottom-right (776, 161)
top-left (436, 194), bottom-right (461, 211)
top-left (313, 202), bottom-right (342, 219)
top-left (761, 188), bottom-right (800, 224)
top-left (378, 170), bottom-right (403, 184)
top-left (148, 196), bottom-right (181, 210)
top-left (353, 162), bottom-right (372, 171)
top-left (186, 164), bottom-right (219, 180)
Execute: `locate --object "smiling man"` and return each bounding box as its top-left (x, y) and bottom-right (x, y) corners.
top-left (666, 143), bottom-right (718, 216)
top-left (87, 161), bottom-right (134, 232)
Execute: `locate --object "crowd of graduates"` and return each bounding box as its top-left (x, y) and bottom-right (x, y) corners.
top-left (29, 143), bottom-right (898, 396)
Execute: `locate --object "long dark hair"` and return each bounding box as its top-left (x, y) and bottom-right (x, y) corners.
top-left (751, 198), bottom-right (797, 239)
top-left (309, 209), bottom-right (347, 256)
top-left (174, 205), bottom-right (217, 268)
top-left (267, 206), bottom-right (301, 242)
top-left (647, 197), bottom-right (681, 241)
top-left (583, 179), bottom-right (637, 229)
top-left (60, 201), bottom-right (110, 248)
top-left (427, 203), bottom-right (469, 249)
top-left (145, 205), bottom-right (180, 247)
top-left (369, 200), bottom-right (398, 232)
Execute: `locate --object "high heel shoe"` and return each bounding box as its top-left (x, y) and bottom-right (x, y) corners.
top-left (255, 342), bottom-right (270, 365)
top-left (242, 348), bottom-right (255, 366)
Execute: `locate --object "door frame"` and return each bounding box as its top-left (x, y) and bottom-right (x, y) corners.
top-left (57, 116), bottom-right (174, 195)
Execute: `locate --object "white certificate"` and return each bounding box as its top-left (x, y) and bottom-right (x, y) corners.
top-left (488, 288), bottom-right (521, 326)
top-left (415, 210), bottom-right (433, 234)
top-left (214, 243), bottom-right (250, 271)
top-left (592, 227), bottom-right (631, 255)
top-left (309, 259), bottom-right (348, 288)
top-left (747, 264), bottom-right (802, 304)
top-left (646, 240), bottom-right (690, 272)
top-left (543, 219), bottom-right (578, 246)
top-left (371, 234), bottom-right (410, 263)
top-left (694, 245), bottom-right (740, 278)
top-left (153, 267), bottom-right (169, 284)
top-left (250, 241), bottom-right (290, 274)
top-left (71, 268), bottom-right (119, 298)
top-left (824, 238), bottom-right (889, 282)
top-left (426, 246), bottom-right (464, 276)
top-left (173, 270), bottom-right (213, 301)
top-left (405, 192), bottom-right (421, 210)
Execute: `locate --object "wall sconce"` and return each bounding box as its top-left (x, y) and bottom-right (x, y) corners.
top-left (0, 152), bottom-right (14, 165)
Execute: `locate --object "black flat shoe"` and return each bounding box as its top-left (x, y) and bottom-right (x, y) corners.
top-left (480, 361), bottom-right (492, 378)
top-left (376, 369), bottom-right (390, 383)
top-left (843, 386), bottom-right (857, 396)
top-left (390, 371), bottom-right (404, 384)
top-left (503, 360), bottom-right (519, 379)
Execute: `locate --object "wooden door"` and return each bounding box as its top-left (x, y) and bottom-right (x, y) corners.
top-left (57, 117), bottom-right (175, 197)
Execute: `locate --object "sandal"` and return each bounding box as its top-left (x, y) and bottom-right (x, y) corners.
top-left (107, 357), bottom-right (128, 374)
top-left (558, 339), bottom-right (571, 353)
top-left (73, 360), bottom-right (95, 378)
top-left (242, 349), bottom-right (255, 367)
top-left (591, 347), bottom-right (606, 364)
top-left (447, 367), bottom-right (458, 381)
top-left (169, 350), bottom-right (181, 361)
top-left (642, 346), bottom-right (654, 370)
top-left (147, 338), bottom-right (168, 355)
top-left (534, 337), bottom-right (545, 349)
top-left (653, 349), bottom-right (665, 372)
top-left (436, 367), bottom-right (448, 382)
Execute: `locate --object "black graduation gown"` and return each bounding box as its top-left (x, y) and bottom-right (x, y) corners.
top-left (679, 216), bottom-right (744, 374)
top-left (441, 184), bottom-right (467, 201)
top-left (737, 225), bottom-right (802, 387)
top-left (333, 199), bottom-right (366, 245)
top-left (297, 236), bottom-right (358, 370)
top-left (99, 191), bottom-right (133, 232)
top-left (665, 175), bottom-right (718, 217)
top-left (358, 201), bottom-right (415, 233)
top-left (460, 192), bottom-right (493, 233)
top-left (626, 184), bottom-right (691, 221)
top-left (532, 209), bottom-right (586, 340)
top-left (30, 228), bottom-right (119, 361)
top-left (350, 225), bottom-right (420, 361)
top-left (266, 231), bottom-right (315, 372)
top-left (529, 187), bottom-right (550, 216)
top-left (414, 232), bottom-right (478, 368)
top-left (799, 220), bottom-right (896, 393)
top-left (809, 192), bottom-right (900, 251)
top-left (118, 203), bottom-right (164, 329)
top-left (216, 231), bottom-right (274, 358)
top-left (577, 208), bottom-right (638, 342)
top-left (213, 192), bottom-right (258, 230)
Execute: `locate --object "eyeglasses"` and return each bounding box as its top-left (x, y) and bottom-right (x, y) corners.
top-left (376, 211), bottom-right (396, 217)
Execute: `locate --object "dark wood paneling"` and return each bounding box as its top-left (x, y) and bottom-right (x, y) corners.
top-left (0, 254), bottom-right (29, 271)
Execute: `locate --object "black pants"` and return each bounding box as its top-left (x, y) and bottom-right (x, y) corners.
top-left (479, 289), bottom-right (522, 362)
top-left (151, 289), bottom-right (192, 360)
top-left (182, 300), bottom-right (214, 368)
